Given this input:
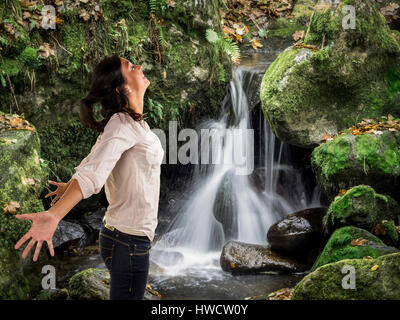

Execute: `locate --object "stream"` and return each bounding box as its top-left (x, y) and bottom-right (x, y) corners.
top-left (52, 38), bottom-right (321, 300)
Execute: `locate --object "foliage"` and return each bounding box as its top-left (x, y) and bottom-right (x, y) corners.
top-left (146, 98), bottom-right (163, 125)
top-left (206, 28), bottom-right (241, 64)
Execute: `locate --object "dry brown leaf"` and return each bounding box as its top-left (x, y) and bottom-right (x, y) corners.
top-left (351, 238), bottom-right (367, 246)
top-left (3, 200), bottom-right (21, 215)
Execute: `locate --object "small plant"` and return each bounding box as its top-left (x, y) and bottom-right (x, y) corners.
top-left (147, 97), bottom-right (164, 125)
top-left (206, 28), bottom-right (241, 65)
top-left (258, 28), bottom-right (269, 39)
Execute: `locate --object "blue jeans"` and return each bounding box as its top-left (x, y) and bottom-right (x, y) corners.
top-left (99, 224), bottom-right (151, 300)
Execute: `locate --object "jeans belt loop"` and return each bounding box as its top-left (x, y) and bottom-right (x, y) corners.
top-left (104, 222), bottom-right (115, 232)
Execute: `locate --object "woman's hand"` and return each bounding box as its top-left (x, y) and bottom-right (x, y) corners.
top-left (45, 180), bottom-right (69, 207)
top-left (14, 211), bottom-right (60, 261)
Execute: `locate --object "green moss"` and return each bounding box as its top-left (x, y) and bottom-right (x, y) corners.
top-left (311, 134), bottom-right (351, 184)
top-left (312, 226), bottom-right (399, 271)
top-left (268, 18), bottom-right (307, 38)
top-left (311, 131), bottom-right (400, 200)
top-left (323, 185), bottom-right (400, 233)
top-left (292, 253), bottom-right (400, 300)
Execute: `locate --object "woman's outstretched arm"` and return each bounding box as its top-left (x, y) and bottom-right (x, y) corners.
top-left (14, 178), bottom-right (84, 261)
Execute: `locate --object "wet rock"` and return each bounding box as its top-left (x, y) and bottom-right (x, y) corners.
top-left (292, 253), bottom-right (400, 300)
top-left (150, 249), bottom-right (184, 267)
top-left (220, 241), bottom-right (310, 275)
top-left (312, 226), bottom-right (399, 271)
top-left (267, 207), bottom-right (327, 262)
top-left (213, 170), bottom-right (238, 240)
top-left (323, 185), bottom-right (400, 234)
top-left (52, 220), bottom-right (87, 249)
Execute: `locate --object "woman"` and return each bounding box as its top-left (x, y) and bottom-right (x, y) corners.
top-left (14, 55), bottom-right (165, 300)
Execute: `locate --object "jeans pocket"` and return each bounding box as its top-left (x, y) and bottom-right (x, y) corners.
top-left (132, 242), bottom-right (151, 256)
top-left (99, 234), bottom-right (114, 272)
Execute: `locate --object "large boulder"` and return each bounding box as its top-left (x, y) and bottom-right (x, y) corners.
top-left (323, 185), bottom-right (400, 234)
top-left (0, 113), bottom-right (49, 299)
top-left (311, 130), bottom-right (400, 202)
top-left (260, 0), bottom-right (400, 148)
top-left (312, 226), bottom-right (399, 271)
top-left (291, 253), bottom-right (400, 300)
top-left (220, 241), bottom-right (310, 274)
top-left (267, 207), bottom-right (327, 262)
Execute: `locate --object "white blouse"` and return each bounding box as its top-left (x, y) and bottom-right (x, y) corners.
top-left (71, 112), bottom-right (165, 241)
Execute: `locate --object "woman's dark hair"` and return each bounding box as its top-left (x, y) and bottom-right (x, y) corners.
top-left (79, 54), bottom-right (144, 133)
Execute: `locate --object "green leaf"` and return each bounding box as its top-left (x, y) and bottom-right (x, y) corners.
top-left (1, 73), bottom-right (6, 87)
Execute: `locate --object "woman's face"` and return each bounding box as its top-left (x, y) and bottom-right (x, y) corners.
top-left (120, 57), bottom-right (150, 95)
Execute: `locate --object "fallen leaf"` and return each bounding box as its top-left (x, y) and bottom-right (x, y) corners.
top-left (3, 200), bottom-right (21, 215)
top-left (371, 264), bottom-right (379, 271)
top-left (351, 238), bottom-right (367, 246)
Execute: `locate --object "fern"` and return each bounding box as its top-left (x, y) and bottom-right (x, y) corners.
top-left (155, 24), bottom-right (168, 46)
top-left (147, 98), bottom-right (164, 125)
top-left (205, 28), bottom-right (241, 64)
top-left (149, 0), bottom-right (157, 14)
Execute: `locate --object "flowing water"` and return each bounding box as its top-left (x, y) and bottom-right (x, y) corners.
top-left (147, 41), bottom-right (321, 299)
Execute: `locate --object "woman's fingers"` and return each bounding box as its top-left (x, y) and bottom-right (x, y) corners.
top-left (45, 191), bottom-right (56, 198)
top-left (47, 240), bottom-right (55, 257)
top-left (48, 180), bottom-right (59, 185)
top-left (15, 232), bottom-right (32, 250)
top-left (33, 241), bottom-right (43, 262)
top-left (50, 196), bottom-right (60, 207)
top-left (22, 238), bottom-right (36, 259)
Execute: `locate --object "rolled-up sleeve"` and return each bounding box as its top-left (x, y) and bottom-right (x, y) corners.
top-left (71, 113), bottom-right (139, 199)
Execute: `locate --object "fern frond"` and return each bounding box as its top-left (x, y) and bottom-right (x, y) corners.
top-left (149, 0), bottom-right (157, 13)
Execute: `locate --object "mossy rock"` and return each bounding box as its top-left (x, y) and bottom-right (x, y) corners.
top-left (323, 185), bottom-right (400, 234)
top-left (292, 253), bottom-right (400, 300)
top-left (311, 130), bottom-right (400, 202)
top-left (260, 0), bottom-right (400, 148)
top-left (312, 226), bottom-right (399, 271)
top-left (68, 268), bottom-right (110, 300)
top-left (68, 268), bottom-right (161, 300)
top-left (0, 114), bottom-right (50, 298)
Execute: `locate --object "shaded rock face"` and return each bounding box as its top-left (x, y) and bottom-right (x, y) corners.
top-left (311, 131), bottom-right (400, 202)
top-left (260, 0), bottom-right (400, 148)
top-left (312, 226), bottom-right (399, 271)
top-left (80, 207), bottom-right (106, 238)
top-left (267, 207), bottom-right (327, 262)
top-left (220, 241), bottom-right (310, 275)
top-left (68, 268), bottom-right (161, 300)
top-left (323, 185), bottom-right (400, 234)
top-left (52, 220), bottom-right (88, 250)
top-left (292, 253), bottom-right (400, 300)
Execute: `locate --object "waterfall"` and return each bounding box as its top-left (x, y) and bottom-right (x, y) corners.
top-left (151, 51), bottom-right (321, 277)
